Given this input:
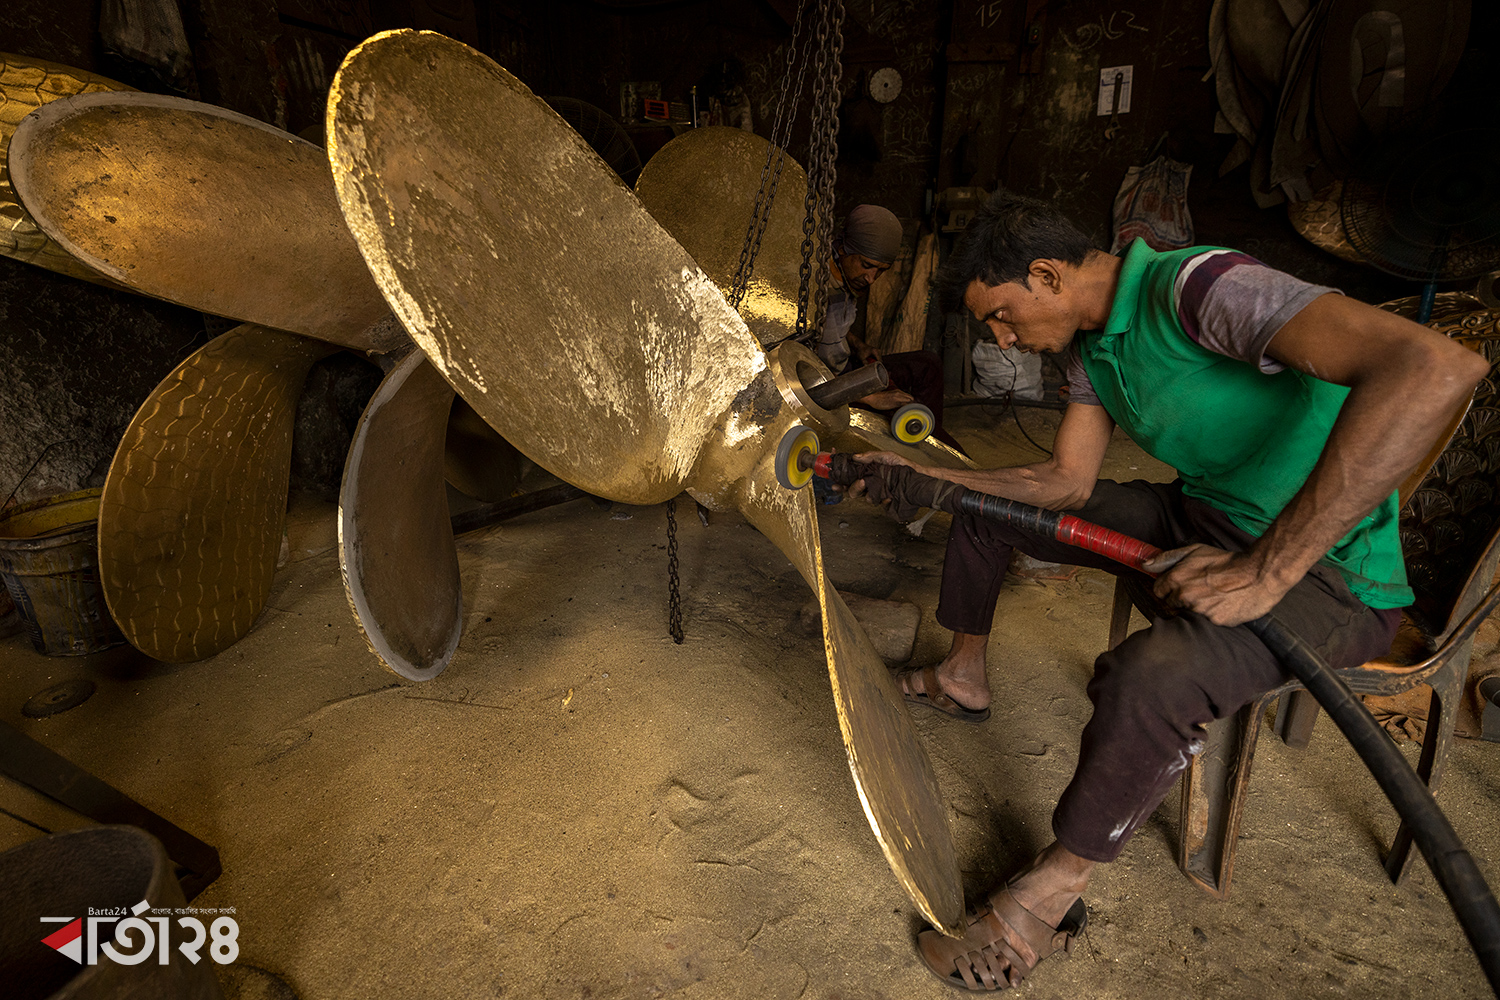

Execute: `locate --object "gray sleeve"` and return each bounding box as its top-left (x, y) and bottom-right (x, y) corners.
top-left (1175, 250), bottom-right (1342, 373)
top-left (1062, 341), bottom-right (1102, 406)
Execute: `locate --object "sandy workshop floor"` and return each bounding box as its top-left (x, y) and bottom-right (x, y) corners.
top-left (2, 403), bottom-right (1497, 999)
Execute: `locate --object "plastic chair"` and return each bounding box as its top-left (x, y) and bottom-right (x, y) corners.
top-left (1105, 325), bottom-right (1498, 897)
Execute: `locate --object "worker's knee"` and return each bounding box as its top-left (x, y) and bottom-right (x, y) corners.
top-left (1087, 615), bottom-right (1283, 738)
top-left (1087, 622), bottom-right (1217, 733)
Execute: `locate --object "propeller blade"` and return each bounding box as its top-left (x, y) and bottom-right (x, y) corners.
top-left (837, 408), bottom-right (979, 471)
top-left (327, 30), bottom-right (763, 505)
top-left (340, 350), bottom-right (462, 680)
top-left (444, 395), bottom-right (528, 503)
top-left (98, 326), bottom-right (334, 662)
top-left (324, 29), bottom-right (962, 931)
top-left (8, 91), bottom-right (402, 352)
top-left (634, 126), bottom-right (808, 348)
top-left (1, 52), bottom-right (133, 284)
top-left (731, 456), bottom-right (964, 936)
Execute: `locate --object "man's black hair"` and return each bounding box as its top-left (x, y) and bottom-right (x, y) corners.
top-left (935, 191), bottom-right (1099, 311)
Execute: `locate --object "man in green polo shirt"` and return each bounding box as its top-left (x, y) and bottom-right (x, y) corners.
top-left (854, 192), bottom-right (1487, 991)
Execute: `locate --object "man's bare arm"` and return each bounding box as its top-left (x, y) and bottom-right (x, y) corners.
top-left (856, 401), bottom-right (1116, 511)
top-left (1150, 294), bottom-right (1489, 625)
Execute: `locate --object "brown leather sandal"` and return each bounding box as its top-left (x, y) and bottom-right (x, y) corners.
top-left (894, 664), bottom-right (991, 723)
top-left (915, 888), bottom-right (1087, 991)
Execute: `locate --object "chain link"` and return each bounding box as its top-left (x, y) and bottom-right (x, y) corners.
top-left (666, 496), bottom-right (683, 644)
top-left (794, 0), bottom-right (846, 344)
top-left (678, 2), bottom-right (842, 646)
top-left (728, 0), bottom-right (814, 311)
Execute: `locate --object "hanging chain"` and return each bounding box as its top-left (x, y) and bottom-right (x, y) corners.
top-left (666, 497), bottom-right (683, 644)
top-left (675, 2), bottom-right (841, 646)
top-left (728, 0), bottom-right (815, 311)
top-left (794, 0), bottom-right (845, 342)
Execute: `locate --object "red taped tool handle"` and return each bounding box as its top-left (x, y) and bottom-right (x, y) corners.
top-left (813, 452), bottom-right (834, 479)
top-left (1056, 514), bottom-right (1163, 573)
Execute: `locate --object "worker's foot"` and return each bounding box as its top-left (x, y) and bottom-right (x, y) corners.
top-left (916, 842), bottom-right (1094, 991)
top-left (995, 841), bottom-right (1094, 931)
top-left (895, 632), bottom-right (991, 721)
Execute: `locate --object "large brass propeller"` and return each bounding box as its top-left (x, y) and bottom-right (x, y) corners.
top-left (326, 29), bottom-right (963, 934)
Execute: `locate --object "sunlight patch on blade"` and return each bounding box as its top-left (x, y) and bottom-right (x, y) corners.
top-left (733, 458), bottom-right (965, 937)
top-left (98, 326), bottom-right (334, 662)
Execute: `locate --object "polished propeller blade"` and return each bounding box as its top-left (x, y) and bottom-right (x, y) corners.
top-left (329, 32), bottom-right (757, 506)
top-left (98, 325), bottom-right (334, 662)
top-left (9, 91), bottom-right (403, 353)
top-left (636, 127), bottom-right (976, 472)
top-left (326, 29), bottom-right (964, 934)
top-left (340, 350), bottom-right (463, 680)
top-left (733, 455), bottom-right (964, 933)
top-left (0, 52), bottom-right (132, 284)
top-left (634, 125), bottom-right (808, 349)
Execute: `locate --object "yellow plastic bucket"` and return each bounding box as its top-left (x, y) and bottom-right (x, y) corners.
top-left (0, 488), bottom-right (125, 656)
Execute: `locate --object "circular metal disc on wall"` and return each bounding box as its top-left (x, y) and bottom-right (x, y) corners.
top-left (869, 67), bottom-right (902, 103)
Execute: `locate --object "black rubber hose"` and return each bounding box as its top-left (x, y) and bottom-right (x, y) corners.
top-left (1248, 615), bottom-right (1500, 993)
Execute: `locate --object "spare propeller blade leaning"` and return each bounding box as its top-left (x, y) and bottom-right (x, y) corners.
top-left (340, 350), bottom-right (463, 681)
top-left (99, 326), bottom-right (335, 662)
top-left (8, 91), bottom-right (403, 353)
top-left (326, 29), bottom-right (963, 934)
top-left (0, 52), bottom-right (133, 285)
